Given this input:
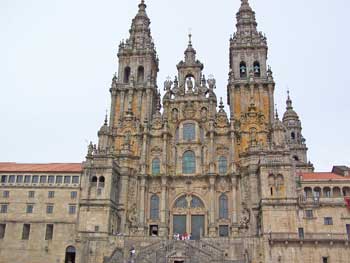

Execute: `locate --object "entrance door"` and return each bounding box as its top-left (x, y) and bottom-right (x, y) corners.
top-left (191, 215), bottom-right (204, 240)
top-left (173, 215), bottom-right (186, 235)
top-left (346, 224), bottom-right (350, 238)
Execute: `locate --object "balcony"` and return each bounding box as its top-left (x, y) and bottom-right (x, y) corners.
top-left (268, 232), bottom-right (350, 245)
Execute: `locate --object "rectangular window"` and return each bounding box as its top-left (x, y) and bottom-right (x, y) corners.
top-left (0, 224), bottom-right (5, 239)
top-left (40, 176), bottom-right (47, 184)
top-left (48, 176), bottom-right (55, 184)
top-left (324, 217), bottom-right (333, 225)
top-left (0, 204), bottom-right (8, 213)
top-left (26, 204), bottom-right (34, 214)
top-left (46, 205), bottom-right (54, 214)
top-left (45, 224), bottom-right (54, 240)
top-left (322, 257), bottom-right (329, 263)
top-left (8, 175), bottom-right (15, 183)
top-left (28, 191), bottom-right (35, 198)
top-left (16, 175), bottom-right (23, 183)
top-left (346, 224), bottom-right (350, 237)
top-left (305, 209), bottom-right (313, 219)
top-left (69, 205), bottom-right (76, 214)
top-left (24, 175), bottom-right (31, 183)
top-left (183, 123), bottom-right (196, 141)
top-left (32, 175), bottom-right (39, 184)
top-left (72, 176), bottom-right (79, 184)
top-left (0, 175), bottom-right (7, 183)
top-left (219, 225), bottom-right (229, 237)
top-left (48, 191), bottom-right (55, 198)
top-left (64, 176), bottom-right (71, 184)
top-left (3, 191), bottom-right (9, 198)
top-left (56, 176), bottom-right (63, 184)
top-left (298, 227), bottom-right (304, 239)
top-left (22, 224), bottom-right (30, 240)
top-left (71, 191), bottom-right (77, 199)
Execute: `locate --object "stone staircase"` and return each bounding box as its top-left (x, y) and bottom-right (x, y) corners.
top-left (105, 239), bottom-right (247, 263)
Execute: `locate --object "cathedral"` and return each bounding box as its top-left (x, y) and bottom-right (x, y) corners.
top-left (1, 1), bottom-right (350, 262)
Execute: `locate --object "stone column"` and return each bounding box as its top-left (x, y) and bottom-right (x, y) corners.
top-left (120, 91), bottom-right (125, 120)
top-left (268, 83), bottom-right (274, 124)
top-left (138, 177), bottom-right (146, 228)
top-left (119, 173), bottom-right (129, 233)
top-left (231, 176), bottom-right (237, 223)
top-left (159, 176), bottom-right (168, 237)
top-left (208, 177), bottom-right (216, 237)
top-left (110, 89), bottom-right (117, 127)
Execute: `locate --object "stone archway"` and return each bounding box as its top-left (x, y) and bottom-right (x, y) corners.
top-left (171, 194), bottom-right (207, 240)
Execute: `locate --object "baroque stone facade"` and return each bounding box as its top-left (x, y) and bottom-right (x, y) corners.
top-left (1, 1), bottom-right (350, 263)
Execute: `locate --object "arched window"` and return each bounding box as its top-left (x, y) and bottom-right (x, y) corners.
top-left (65, 246), bottom-right (76, 263)
top-left (150, 195), bottom-right (159, 220)
top-left (123, 67), bottom-right (131, 83)
top-left (304, 187), bottom-right (313, 198)
top-left (276, 175), bottom-right (284, 187)
top-left (314, 187), bottom-right (321, 198)
top-left (253, 61), bottom-right (261, 77)
top-left (182, 151), bottom-right (196, 174)
top-left (323, 187), bottom-right (331, 198)
top-left (152, 158), bottom-right (160, 175)
top-left (291, 132), bottom-right (296, 140)
top-left (239, 61), bottom-right (247, 78)
top-left (190, 196), bottom-right (204, 208)
top-left (99, 176), bottom-right (105, 188)
top-left (137, 66), bottom-right (144, 83)
top-left (174, 195), bottom-right (188, 208)
top-left (91, 176), bottom-right (97, 187)
top-left (183, 123), bottom-right (195, 141)
top-left (219, 194), bottom-right (228, 219)
top-left (333, 187), bottom-right (341, 197)
top-left (218, 156), bottom-right (228, 174)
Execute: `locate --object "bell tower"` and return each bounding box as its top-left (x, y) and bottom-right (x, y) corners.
top-left (110, 0), bottom-right (159, 128)
top-left (227, 0), bottom-right (275, 157)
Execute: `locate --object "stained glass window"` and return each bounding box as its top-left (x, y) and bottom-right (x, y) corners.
top-left (218, 156), bottom-right (227, 174)
top-left (190, 196), bottom-right (204, 208)
top-left (219, 194), bottom-right (228, 219)
top-left (183, 151), bottom-right (196, 174)
top-left (174, 196), bottom-right (188, 208)
top-left (152, 158), bottom-right (160, 175)
top-left (183, 123), bottom-right (195, 141)
top-left (150, 195), bottom-right (159, 220)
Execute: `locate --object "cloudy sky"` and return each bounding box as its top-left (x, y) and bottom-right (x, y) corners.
top-left (0, 0), bottom-right (349, 171)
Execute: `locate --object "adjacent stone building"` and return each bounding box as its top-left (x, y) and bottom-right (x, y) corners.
top-left (1, 1), bottom-right (350, 262)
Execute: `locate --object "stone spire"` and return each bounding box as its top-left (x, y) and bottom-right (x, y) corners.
top-left (236, 0), bottom-right (258, 35)
top-left (283, 91), bottom-right (299, 122)
top-left (231, 0), bottom-right (267, 49)
top-left (120, 0), bottom-right (155, 52)
top-left (184, 33), bottom-right (197, 64)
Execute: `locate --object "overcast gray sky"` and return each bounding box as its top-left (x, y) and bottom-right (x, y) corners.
top-left (0, 0), bottom-right (349, 171)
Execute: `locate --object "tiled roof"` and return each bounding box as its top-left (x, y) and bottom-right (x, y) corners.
top-left (0, 163), bottom-right (82, 173)
top-left (301, 172), bottom-right (349, 181)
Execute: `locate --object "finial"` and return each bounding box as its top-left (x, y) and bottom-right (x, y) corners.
top-left (138, 0), bottom-right (146, 10)
top-left (286, 90), bottom-right (293, 110)
top-left (104, 110), bottom-right (108, 125)
top-left (275, 104), bottom-right (279, 119)
top-left (219, 97), bottom-right (225, 112)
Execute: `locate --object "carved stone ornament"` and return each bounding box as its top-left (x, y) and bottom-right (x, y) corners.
top-left (217, 177), bottom-right (229, 193)
top-left (183, 101), bottom-right (196, 119)
top-left (128, 204), bottom-right (138, 226)
top-left (239, 208), bottom-right (251, 229)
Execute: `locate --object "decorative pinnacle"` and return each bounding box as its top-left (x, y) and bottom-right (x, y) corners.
top-left (286, 90), bottom-right (293, 110)
top-left (104, 110), bottom-right (108, 125)
top-left (138, 0), bottom-right (146, 11)
top-left (219, 97), bottom-right (225, 111)
top-left (275, 105), bottom-right (279, 119)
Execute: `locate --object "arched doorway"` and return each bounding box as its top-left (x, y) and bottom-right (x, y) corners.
top-left (171, 194), bottom-right (206, 240)
top-left (65, 246), bottom-right (76, 263)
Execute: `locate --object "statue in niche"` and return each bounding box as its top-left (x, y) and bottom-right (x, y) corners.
top-left (186, 77), bottom-right (194, 92)
top-left (249, 128), bottom-right (257, 146)
top-left (172, 108), bottom-right (179, 122)
top-left (128, 204), bottom-right (138, 226)
top-left (200, 107), bottom-right (208, 120)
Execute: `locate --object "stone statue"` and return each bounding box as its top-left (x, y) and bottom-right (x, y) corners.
top-left (128, 204), bottom-right (138, 225)
top-left (186, 77), bottom-right (193, 92)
